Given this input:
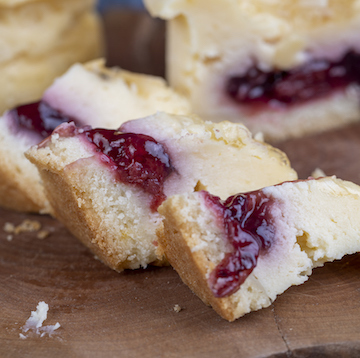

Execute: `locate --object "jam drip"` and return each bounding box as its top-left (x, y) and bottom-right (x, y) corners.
top-left (9, 101), bottom-right (78, 138)
top-left (84, 129), bottom-right (174, 212)
top-left (203, 190), bottom-right (276, 298)
top-left (227, 50), bottom-right (360, 107)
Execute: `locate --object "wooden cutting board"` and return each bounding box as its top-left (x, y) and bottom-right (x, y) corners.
top-left (2, 10), bottom-right (360, 358)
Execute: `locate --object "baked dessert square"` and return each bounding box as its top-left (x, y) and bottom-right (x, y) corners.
top-left (0, 60), bottom-right (190, 212)
top-left (158, 176), bottom-right (360, 321)
top-left (145, 0), bottom-right (360, 141)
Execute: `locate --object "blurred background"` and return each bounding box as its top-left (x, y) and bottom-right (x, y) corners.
top-left (99, 0), bottom-right (165, 77)
top-left (98, 0), bottom-right (145, 12)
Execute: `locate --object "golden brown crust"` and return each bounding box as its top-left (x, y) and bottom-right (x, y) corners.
top-left (158, 196), bottom-right (236, 321)
top-left (44, 161), bottom-right (169, 270)
top-left (42, 169), bottom-right (108, 260)
top-left (0, 168), bottom-right (43, 213)
top-left (0, 140), bottom-right (49, 213)
top-left (25, 145), bottom-right (118, 268)
top-left (34, 163), bottom-right (131, 271)
top-left (26, 138), bottom-right (165, 271)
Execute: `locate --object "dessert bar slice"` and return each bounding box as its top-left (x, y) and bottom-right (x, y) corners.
top-left (0, 59), bottom-right (190, 212)
top-left (158, 176), bottom-right (360, 321)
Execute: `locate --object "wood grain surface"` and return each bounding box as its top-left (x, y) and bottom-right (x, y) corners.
top-left (2, 9), bottom-right (360, 358)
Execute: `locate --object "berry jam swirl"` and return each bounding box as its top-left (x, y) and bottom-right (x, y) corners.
top-left (202, 190), bottom-right (276, 298)
top-left (83, 129), bottom-right (174, 212)
top-left (8, 99), bottom-right (175, 211)
top-left (227, 50), bottom-right (360, 107)
top-left (9, 101), bottom-right (78, 138)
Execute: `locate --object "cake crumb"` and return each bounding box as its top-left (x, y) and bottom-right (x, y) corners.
top-left (37, 230), bottom-right (50, 240)
top-left (15, 219), bottom-right (41, 234)
top-left (4, 219), bottom-right (41, 234)
top-left (4, 222), bottom-right (15, 233)
top-left (3, 220), bottom-right (52, 240)
top-left (311, 168), bottom-right (326, 178)
top-left (173, 304), bottom-right (182, 313)
top-left (254, 132), bottom-right (264, 142)
top-left (20, 301), bottom-right (60, 339)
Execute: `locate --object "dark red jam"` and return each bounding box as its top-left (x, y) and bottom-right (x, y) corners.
top-left (9, 101), bottom-right (78, 138)
top-left (227, 50), bottom-right (360, 107)
top-left (202, 190), bottom-right (276, 298)
top-left (83, 129), bottom-right (174, 211)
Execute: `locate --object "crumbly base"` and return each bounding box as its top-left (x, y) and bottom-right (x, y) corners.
top-left (26, 133), bottom-right (163, 270)
top-left (0, 113), bottom-right (49, 212)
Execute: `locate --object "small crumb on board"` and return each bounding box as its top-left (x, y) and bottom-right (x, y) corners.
top-left (173, 304), bottom-right (182, 313)
top-left (20, 301), bottom-right (60, 339)
top-left (3, 219), bottom-right (51, 240)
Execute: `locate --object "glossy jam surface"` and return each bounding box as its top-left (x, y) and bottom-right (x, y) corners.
top-left (84, 129), bottom-right (174, 211)
top-left (227, 50), bottom-right (360, 107)
top-left (203, 190), bottom-right (276, 298)
top-left (9, 101), bottom-right (78, 138)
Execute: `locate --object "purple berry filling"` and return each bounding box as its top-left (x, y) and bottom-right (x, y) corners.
top-left (227, 50), bottom-right (360, 107)
top-left (83, 128), bottom-right (174, 212)
top-left (202, 190), bottom-right (276, 298)
top-left (9, 101), bottom-right (79, 138)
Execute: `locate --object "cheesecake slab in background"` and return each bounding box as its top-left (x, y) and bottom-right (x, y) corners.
top-left (145, 0), bottom-right (360, 141)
